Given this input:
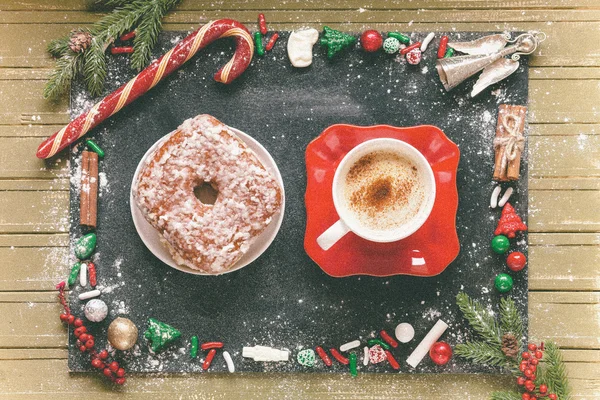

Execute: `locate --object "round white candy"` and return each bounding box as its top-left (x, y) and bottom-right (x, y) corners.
top-left (395, 322), bottom-right (415, 343)
top-left (84, 299), bottom-right (108, 322)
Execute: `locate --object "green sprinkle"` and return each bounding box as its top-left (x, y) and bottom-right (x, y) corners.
top-left (254, 31), bottom-right (265, 57)
top-left (444, 48), bottom-right (455, 58)
top-left (190, 336), bottom-right (199, 359)
top-left (67, 262), bottom-right (81, 287)
top-left (367, 338), bottom-right (390, 350)
top-left (349, 353), bottom-right (357, 377)
top-left (85, 139), bottom-right (105, 158)
top-left (387, 32), bottom-right (410, 45)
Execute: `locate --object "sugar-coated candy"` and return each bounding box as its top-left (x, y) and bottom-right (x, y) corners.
top-left (339, 340), bottom-right (361, 352)
top-left (144, 318), bottom-right (181, 352)
top-left (498, 187), bottom-right (514, 208)
top-left (349, 353), bottom-right (358, 377)
top-left (254, 31), bottom-right (265, 57)
top-left (444, 48), bottom-right (455, 58)
top-left (368, 345), bottom-right (387, 364)
top-left (363, 346), bottom-right (369, 366)
top-left (495, 273), bottom-right (514, 293)
top-left (202, 348), bottom-right (217, 370)
top-left (385, 350), bottom-right (400, 370)
top-left (406, 48), bottom-right (422, 65)
top-left (84, 299), bottom-right (108, 322)
top-left (297, 349), bottom-right (316, 367)
top-left (78, 289), bottom-right (101, 300)
top-left (387, 32), bottom-right (410, 44)
top-left (315, 346), bottom-right (332, 367)
top-left (79, 263), bottom-right (87, 287)
top-left (360, 30), bottom-right (383, 52)
top-left (287, 28), bottom-right (319, 67)
top-left (74, 233), bottom-right (96, 260)
top-left (330, 348), bottom-right (349, 365)
top-left (67, 262), bottom-right (81, 287)
top-left (437, 35), bottom-right (449, 58)
top-left (258, 13), bottom-right (267, 35)
top-left (383, 37), bottom-right (401, 54)
top-left (506, 251), bottom-right (527, 272)
top-left (420, 32), bottom-right (435, 51)
top-left (190, 336), bottom-right (199, 359)
top-left (395, 322), bottom-right (415, 343)
top-left (380, 330), bottom-right (399, 348)
top-left (367, 338), bottom-right (390, 350)
top-left (490, 185), bottom-right (502, 208)
top-left (223, 351), bottom-right (235, 372)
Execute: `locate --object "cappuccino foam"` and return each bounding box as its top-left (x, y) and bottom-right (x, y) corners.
top-left (342, 151), bottom-right (426, 233)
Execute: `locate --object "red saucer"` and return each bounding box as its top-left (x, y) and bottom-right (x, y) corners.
top-left (304, 124), bottom-right (460, 277)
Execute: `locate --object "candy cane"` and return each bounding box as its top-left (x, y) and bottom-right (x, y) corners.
top-left (36, 19), bottom-right (254, 159)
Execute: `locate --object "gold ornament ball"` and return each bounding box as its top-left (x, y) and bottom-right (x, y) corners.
top-left (107, 317), bottom-right (138, 351)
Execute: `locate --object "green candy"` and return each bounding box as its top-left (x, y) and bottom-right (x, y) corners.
top-left (387, 32), bottom-right (410, 45)
top-left (383, 37), bottom-right (400, 54)
top-left (320, 26), bottom-right (356, 58)
top-left (495, 273), bottom-right (514, 293)
top-left (74, 233), bottom-right (96, 260)
top-left (67, 262), bottom-right (81, 287)
top-left (144, 318), bottom-right (181, 352)
top-left (491, 235), bottom-right (510, 254)
top-left (190, 335), bottom-right (199, 359)
top-left (349, 353), bottom-right (358, 377)
top-left (444, 48), bottom-right (455, 58)
top-left (367, 338), bottom-right (390, 350)
top-left (297, 349), bottom-right (316, 367)
top-left (254, 31), bottom-right (265, 57)
top-left (86, 139), bottom-right (105, 158)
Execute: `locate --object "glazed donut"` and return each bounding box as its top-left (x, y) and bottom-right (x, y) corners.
top-left (133, 115), bottom-right (282, 274)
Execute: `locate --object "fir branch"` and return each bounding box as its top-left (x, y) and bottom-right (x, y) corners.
top-left (83, 37), bottom-right (107, 96)
top-left (490, 391), bottom-right (522, 400)
top-left (456, 292), bottom-right (502, 347)
top-left (130, 2), bottom-right (165, 70)
top-left (543, 342), bottom-right (571, 400)
top-left (500, 297), bottom-right (524, 351)
top-left (91, 0), bottom-right (149, 43)
top-left (455, 341), bottom-right (512, 369)
top-left (43, 53), bottom-right (83, 99)
top-left (47, 35), bottom-right (72, 58)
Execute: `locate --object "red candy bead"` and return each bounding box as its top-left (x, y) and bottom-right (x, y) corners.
top-left (115, 377), bottom-right (126, 385)
top-left (258, 13), bottom-right (267, 35)
top-left (429, 341), bottom-right (453, 366)
top-left (528, 343), bottom-right (537, 352)
top-left (385, 350), bottom-right (400, 370)
top-left (109, 361), bottom-right (120, 372)
top-left (400, 42), bottom-right (421, 56)
top-left (103, 368), bottom-right (113, 377)
top-left (330, 348), bottom-right (349, 365)
top-left (200, 341), bottom-right (224, 350)
top-left (360, 30), bottom-right (383, 52)
top-left (99, 350), bottom-right (109, 359)
top-left (116, 368), bottom-right (126, 378)
top-left (507, 251), bottom-right (527, 272)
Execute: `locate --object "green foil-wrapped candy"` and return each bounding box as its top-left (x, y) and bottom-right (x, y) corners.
top-left (495, 273), bottom-right (514, 293)
top-left (297, 349), bottom-right (316, 367)
top-left (144, 318), bottom-right (181, 352)
top-left (74, 233), bottom-right (96, 259)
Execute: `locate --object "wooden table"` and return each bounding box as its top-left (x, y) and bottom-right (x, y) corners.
top-left (0, 1), bottom-right (598, 398)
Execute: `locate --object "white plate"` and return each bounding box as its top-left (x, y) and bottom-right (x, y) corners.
top-left (130, 127), bottom-right (285, 276)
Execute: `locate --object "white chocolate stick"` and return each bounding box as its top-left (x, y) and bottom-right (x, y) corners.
top-left (363, 346), bottom-right (369, 366)
top-left (79, 263), bottom-right (87, 287)
top-left (78, 289), bottom-right (101, 300)
top-left (340, 340), bottom-right (361, 352)
top-left (242, 345), bottom-right (289, 362)
top-left (406, 319), bottom-right (448, 368)
top-left (490, 185), bottom-right (502, 208)
top-left (222, 351), bottom-right (235, 372)
top-left (498, 187), bottom-right (514, 207)
top-left (420, 32), bottom-right (435, 51)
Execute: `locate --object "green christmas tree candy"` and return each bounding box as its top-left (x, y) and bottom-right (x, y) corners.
top-left (144, 318), bottom-right (181, 352)
top-left (320, 26), bottom-right (356, 58)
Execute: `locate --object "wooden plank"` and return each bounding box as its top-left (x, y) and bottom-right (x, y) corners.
top-left (0, 247), bottom-right (69, 291)
top-left (531, 67), bottom-right (600, 80)
top-left (0, 68), bottom-right (50, 80)
top-left (0, 303), bottom-right (65, 347)
top-left (530, 177), bottom-right (600, 190)
top-left (0, 138), bottom-right (67, 179)
top-left (530, 80), bottom-right (600, 124)
top-left (0, 233), bottom-right (68, 247)
top-left (0, 80), bottom-right (67, 125)
top-left (0, 191), bottom-right (69, 233)
top-left (0, 349), bottom-right (67, 360)
top-left (529, 123), bottom-right (599, 136)
top-left (0, 125), bottom-right (70, 138)
top-left (529, 135), bottom-right (600, 177)
top-left (0, 180), bottom-right (68, 191)
top-left (529, 190), bottom-right (600, 232)
top-left (529, 232), bottom-right (600, 245)
top-left (529, 245), bottom-right (600, 290)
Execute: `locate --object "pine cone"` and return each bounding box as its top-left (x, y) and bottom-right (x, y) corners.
top-left (501, 333), bottom-right (519, 358)
top-left (69, 30), bottom-right (92, 53)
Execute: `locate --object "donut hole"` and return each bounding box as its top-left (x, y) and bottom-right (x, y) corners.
top-left (194, 182), bottom-right (219, 205)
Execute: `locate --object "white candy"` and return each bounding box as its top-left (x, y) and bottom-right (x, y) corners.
top-left (420, 32), bottom-right (435, 52)
top-left (395, 322), bottom-right (415, 343)
top-left (79, 263), bottom-right (87, 287)
top-left (490, 185), bottom-right (502, 208)
top-left (223, 350), bottom-right (235, 373)
top-left (363, 346), bottom-right (369, 366)
top-left (84, 299), bottom-right (108, 322)
top-left (287, 28), bottom-right (319, 67)
top-left (78, 289), bottom-right (101, 300)
top-left (406, 319), bottom-right (448, 368)
top-left (498, 187), bottom-right (514, 207)
top-left (339, 340), bottom-right (360, 352)
top-left (242, 345), bottom-right (289, 362)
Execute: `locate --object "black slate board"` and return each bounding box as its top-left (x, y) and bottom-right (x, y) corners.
top-left (69, 31), bottom-right (529, 373)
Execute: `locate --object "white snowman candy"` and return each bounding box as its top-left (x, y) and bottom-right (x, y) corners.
top-left (287, 28), bottom-right (319, 68)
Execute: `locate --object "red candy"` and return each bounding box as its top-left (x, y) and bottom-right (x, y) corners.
top-left (330, 348), bottom-right (349, 365)
top-left (385, 350), bottom-right (400, 370)
top-left (437, 35), bottom-right (449, 58)
top-left (265, 33), bottom-right (279, 51)
top-left (88, 263), bottom-right (97, 287)
top-left (120, 31), bottom-right (136, 41)
top-left (406, 48), bottom-right (422, 65)
top-left (494, 203), bottom-right (527, 239)
top-left (110, 46), bottom-right (134, 55)
top-left (368, 345), bottom-right (387, 364)
top-left (258, 13), bottom-right (267, 35)
top-left (202, 348), bottom-right (217, 370)
top-left (379, 330), bottom-right (399, 348)
top-left (200, 341), bottom-right (224, 350)
top-left (360, 30), bottom-right (383, 52)
top-left (400, 42), bottom-right (421, 55)
top-left (429, 341), bottom-right (453, 366)
top-left (507, 251), bottom-right (527, 271)
top-left (315, 346), bottom-right (332, 367)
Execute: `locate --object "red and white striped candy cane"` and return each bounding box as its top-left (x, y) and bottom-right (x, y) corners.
top-left (36, 19), bottom-right (254, 159)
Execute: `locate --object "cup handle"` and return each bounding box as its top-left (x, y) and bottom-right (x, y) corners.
top-left (317, 219), bottom-right (351, 251)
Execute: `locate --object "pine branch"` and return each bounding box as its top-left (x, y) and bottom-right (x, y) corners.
top-left (455, 341), bottom-right (511, 369)
top-left (543, 342), bottom-right (571, 400)
top-left (500, 297), bottom-right (524, 351)
top-left (130, 2), bottom-right (165, 70)
top-left (43, 53), bottom-right (83, 99)
top-left (490, 391), bottom-right (522, 400)
top-left (456, 292), bottom-right (502, 347)
top-left (47, 35), bottom-right (72, 58)
top-left (83, 37), bottom-right (107, 96)
top-left (91, 0), bottom-right (149, 43)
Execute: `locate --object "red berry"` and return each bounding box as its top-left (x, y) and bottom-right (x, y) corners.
top-left (115, 377), bottom-right (126, 385)
top-left (517, 376), bottom-right (526, 385)
top-left (79, 345), bottom-right (87, 352)
top-left (530, 374), bottom-right (536, 381)
top-left (74, 318), bottom-right (84, 327)
top-left (521, 351), bottom-right (530, 359)
top-left (85, 339), bottom-right (95, 349)
top-left (79, 333), bottom-right (89, 343)
top-left (519, 363), bottom-right (527, 372)
top-left (530, 364), bottom-right (537, 372)
top-left (528, 343), bottom-right (537, 352)
top-left (530, 358), bottom-right (539, 365)
top-left (67, 315), bottom-right (75, 324)
top-left (522, 394), bottom-right (531, 400)
top-left (507, 251), bottom-right (527, 272)
top-left (99, 350), bottom-right (109, 359)
top-left (116, 368), bottom-right (125, 377)
top-left (91, 358), bottom-right (103, 369)
top-left (109, 361), bottom-right (119, 372)
top-left (539, 384), bottom-right (548, 393)
top-left (530, 397), bottom-right (537, 400)
top-left (548, 394), bottom-right (557, 400)
top-left (360, 30), bottom-right (383, 52)
top-left (74, 326), bottom-right (87, 337)
top-left (60, 313), bottom-right (69, 322)
top-left (525, 380), bottom-right (536, 392)
top-left (535, 350), bottom-right (543, 359)
top-left (103, 368), bottom-right (113, 377)
top-left (524, 368), bottom-right (533, 378)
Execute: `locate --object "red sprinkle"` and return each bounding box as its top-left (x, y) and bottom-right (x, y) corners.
top-left (119, 31), bottom-right (136, 41)
top-left (258, 13), bottom-right (268, 35)
top-left (400, 42), bottom-right (421, 56)
top-left (385, 350), bottom-right (400, 370)
top-left (202, 349), bottom-right (217, 370)
top-left (330, 348), bottom-right (349, 365)
top-left (110, 46), bottom-right (134, 55)
top-left (315, 346), bottom-right (332, 367)
top-left (265, 32), bottom-right (279, 51)
top-left (379, 330), bottom-right (399, 348)
top-left (200, 341), bottom-right (224, 350)
top-left (437, 36), bottom-right (449, 59)
top-left (88, 263), bottom-right (97, 287)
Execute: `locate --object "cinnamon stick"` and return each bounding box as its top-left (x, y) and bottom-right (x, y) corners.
top-left (493, 104), bottom-right (527, 181)
top-left (80, 151), bottom-right (98, 227)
